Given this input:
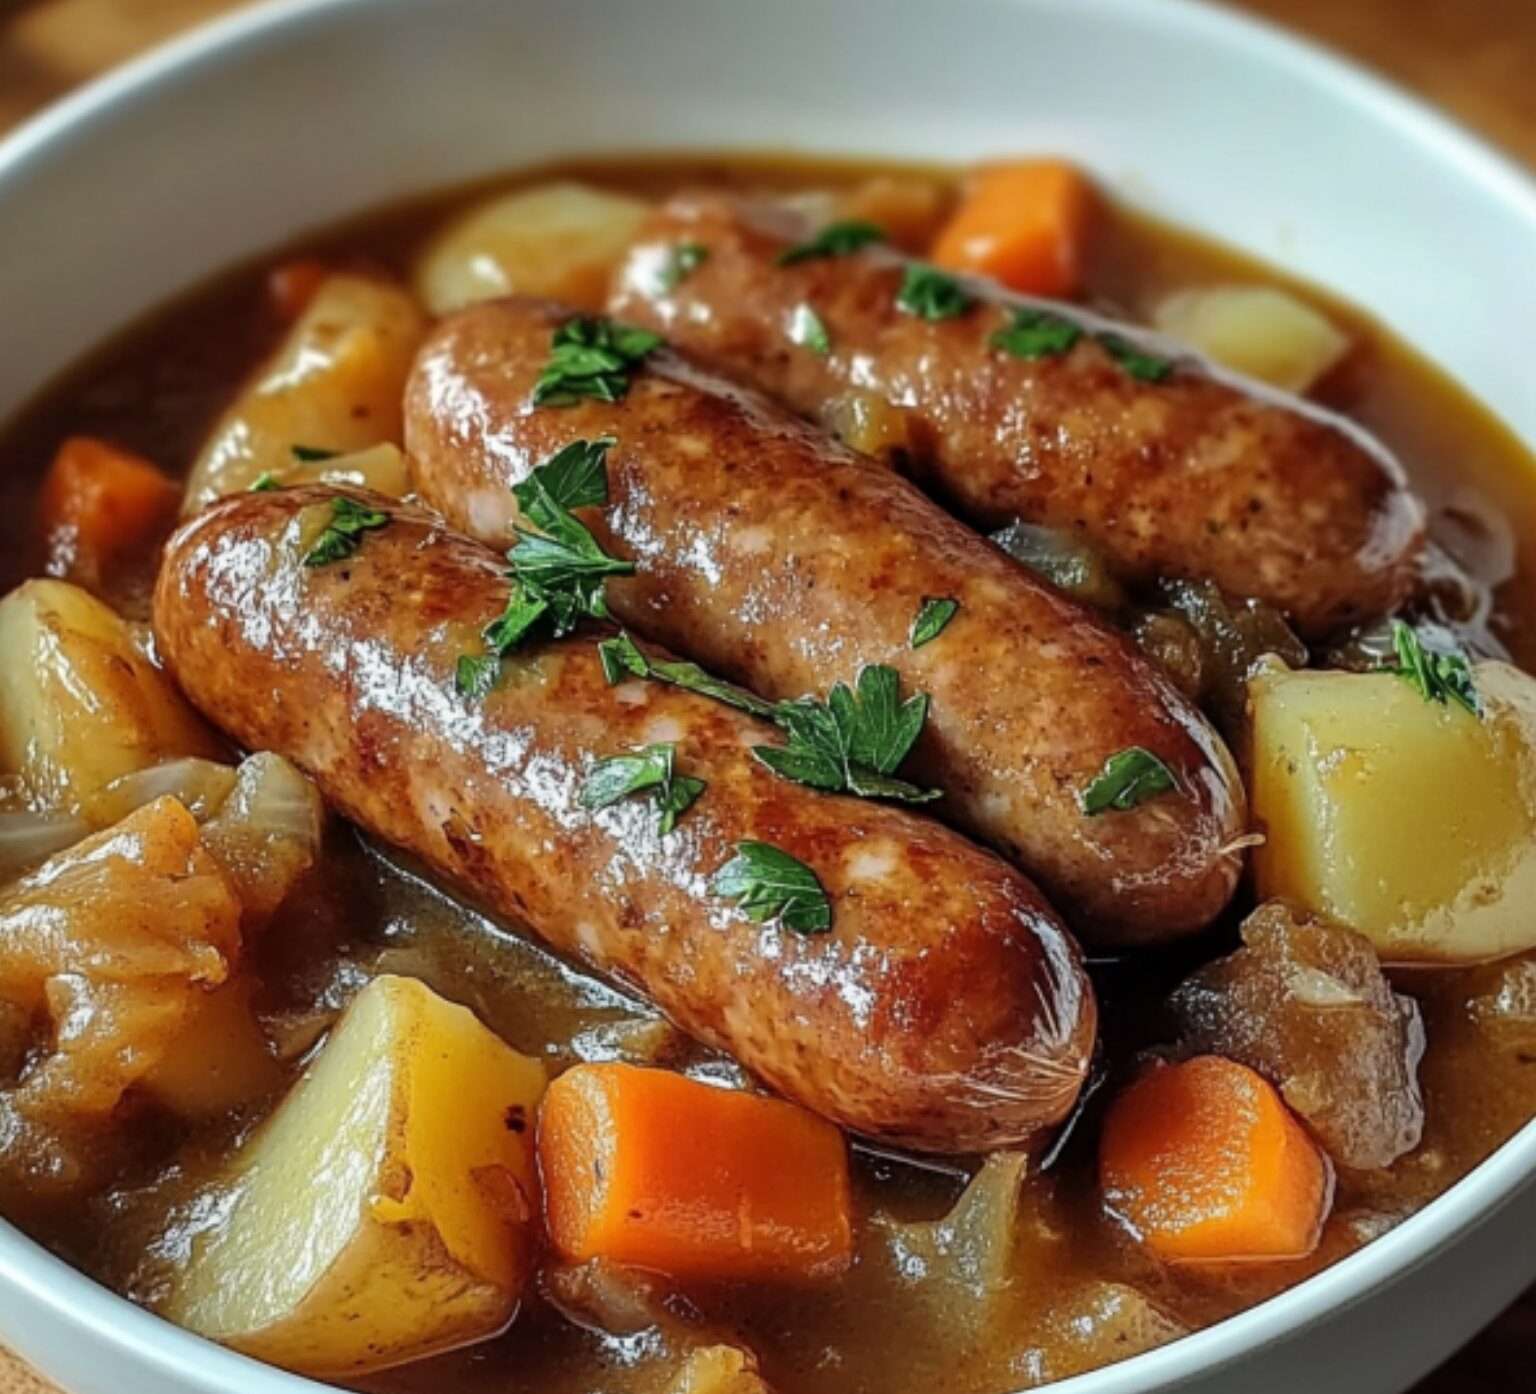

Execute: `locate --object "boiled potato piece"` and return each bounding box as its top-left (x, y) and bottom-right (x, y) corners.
top-left (0, 579), bottom-right (222, 813)
top-left (185, 275), bottom-right (426, 512)
top-left (140, 978), bottom-right (283, 1120)
top-left (1153, 285), bottom-right (1348, 395)
top-left (1251, 660), bottom-right (1536, 962)
top-left (164, 975), bottom-right (547, 1377)
top-left (415, 182), bottom-right (649, 315)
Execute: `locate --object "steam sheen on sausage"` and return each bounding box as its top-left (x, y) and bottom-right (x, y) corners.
top-left (406, 298), bottom-right (1246, 943)
top-left (607, 194), bottom-right (1426, 638)
top-left (152, 487), bottom-right (1095, 1152)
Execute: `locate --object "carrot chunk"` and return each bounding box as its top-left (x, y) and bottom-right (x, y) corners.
top-left (537, 1063), bottom-right (853, 1282)
top-left (36, 436), bottom-right (180, 588)
top-left (930, 159), bottom-right (1094, 299)
top-left (1099, 1055), bottom-right (1332, 1263)
top-left (267, 258), bottom-right (331, 322)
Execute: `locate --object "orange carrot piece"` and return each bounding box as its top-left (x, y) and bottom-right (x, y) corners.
top-left (36, 436), bottom-right (180, 587)
top-left (267, 259), bottom-right (330, 322)
top-left (1099, 1055), bottom-right (1332, 1264)
top-left (930, 159), bottom-right (1094, 299)
top-left (537, 1063), bottom-right (853, 1282)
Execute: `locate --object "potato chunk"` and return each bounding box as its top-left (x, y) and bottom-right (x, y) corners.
top-left (163, 975), bottom-right (547, 1377)
top-left (414, 182), bottom-right (649, 315)
top-left (1250, 661), bottom-right (1536, 963)
top-left (184, 275), bottom-right (426, 511)
top-left (1170, 902), bottom-right (1424, 1169)
top-left (0, 579), bottom-right (222, 814)
top-left (1152, 285), bottom-right (1348, 395)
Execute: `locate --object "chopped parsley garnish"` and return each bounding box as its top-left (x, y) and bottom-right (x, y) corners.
top-left (580, 742), bottom-right (705, 835)
top-left (910, 596), bottom-right (959, 649)
top-left (1381, 620), bottom-right (1480, 716)
top-left (896, 264), bottom-right (974, 322)
top-left (712, 840), bottom-right (831, 934)
top-left (596, 631), bottom-right (778, 718)
top-left (456, 439), bottom-right (635, 697)
top-left (1096, 332), bottom-right (1174, 383)
top-left (756, 665), bottom-right (939, 804)
top-left (657, 242), bottom-right (709, 292)
top-left (1080, 746), bottom-right (1177, 815)
top-left (531, 316), bottom-right (664, 407)
top-left (599, 633), bottom-right (936, 805)
top-left (249, 471), bottom-right (281, 492)
top-left (776, 220), bottom-right (887, 266)
top-left (788, 303), bottom-right (831, 356)
top-left (990, 308), bottom-right (1084, 360)
top-left (303, 496), bottom-right (389, 567)
top-left (291, 444), bottom-right (339, 462)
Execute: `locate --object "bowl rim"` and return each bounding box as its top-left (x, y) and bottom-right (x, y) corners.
top-left (1, 1), bottom-right (1535, 1393)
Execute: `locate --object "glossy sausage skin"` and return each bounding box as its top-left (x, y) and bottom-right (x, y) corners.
top-left (407, 298), bottom-right (1246, 943)
top-left (153, 487), bottom-right (1094, 1152)
top-left (607, 194), bottom-right (1427, 639)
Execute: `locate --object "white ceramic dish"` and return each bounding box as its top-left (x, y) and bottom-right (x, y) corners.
top-left (1, 2), bottom-right (1535, 1392)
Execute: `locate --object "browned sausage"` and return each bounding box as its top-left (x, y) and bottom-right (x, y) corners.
top-left (606, 194), bottom-right (1426, 639)
top-left (406, 298), bottom-right (1246, 943)
top-left (153, 486), bottom-right (1094, 1152)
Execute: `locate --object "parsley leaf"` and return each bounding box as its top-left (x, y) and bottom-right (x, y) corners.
top-left (776, 220), bottom-right (887, 266)
top-left (755, 665), bottom-right (939, 804)
top-left (581, 742), bottom-right (705, 835)
top-left (249, 471), bottom-right (281, 492)
top-left (303, 495), bottom-right (389, 567)
top-left (1381, 620), bottom-right (1480, 716)
top-left (457, 440), bottom-right (634, 697)
top-left (532, 316), bottom-right (663, 407)
top-left (991, 308), bottom-right (1083, 360)
top-left (455, 653), bottom-right (503, 700)
top-left (1080, 746), bottom-right (1177, 815)
top-left (910, 596), bottom-right (959, 648)
top-left (1096, 332), bottom-right (1174, 383)
top-left (657, 242), bottom-right (709, 292)
top-left (596, 631), bottom-right (778, 718)
top-left (291, 444), bottom-right (339, 462)
top-left (788, 303), bottom-right (831, 356)
top-left (896, 264), bottom-right (974, 321)
top-left (712, 841), bottom-right (831, 934)
top-left (597, 638), bottom-right (937, 805)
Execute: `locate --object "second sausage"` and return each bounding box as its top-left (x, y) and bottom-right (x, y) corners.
top-left (406, 297), bottom-right (1246, 943)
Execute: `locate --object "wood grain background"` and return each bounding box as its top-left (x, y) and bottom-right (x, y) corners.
top-left (1, 1), bottom-right (1532, 1391)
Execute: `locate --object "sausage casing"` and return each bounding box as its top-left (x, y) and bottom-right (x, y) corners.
top-left (153, 487), bottom-right (1094, 1152)
top-left (607, 194), bottom-right (1426, 638)
top-left (406, 298), bottom-right (1246, 942)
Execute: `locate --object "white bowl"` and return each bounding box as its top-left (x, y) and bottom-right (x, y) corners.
top-left (2, 2), bottom-right (1535, 1393)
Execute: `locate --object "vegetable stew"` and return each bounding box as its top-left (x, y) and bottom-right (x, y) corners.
top-left (2, 153), bottom-right (1535, 1394)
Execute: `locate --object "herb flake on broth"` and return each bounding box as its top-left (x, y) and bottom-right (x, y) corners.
top-left (657, 241), bottom-right (710, 292)
top-left (1095, 332), bottom-right (1175, 383)
top-left (1381, 620), bottom-right (1481, 716)
top-left (789, 303), bottom-right (832, 356)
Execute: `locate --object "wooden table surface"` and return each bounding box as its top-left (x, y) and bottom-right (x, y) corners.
top-left (1, 1), bottom-right (1533, 1391)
